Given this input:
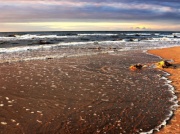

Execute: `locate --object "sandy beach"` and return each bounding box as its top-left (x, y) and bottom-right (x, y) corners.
top-left (149, 47), bottom-right (180, 134)
top-left (0, 50), bottom-right (176, 134)
top-left (0, 0), bottom-right (180, 133)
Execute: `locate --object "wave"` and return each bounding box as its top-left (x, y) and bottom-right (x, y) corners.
top-left (0, 32), bottom-right (179, 43)
top-left (154, 33), bottom-right (160, 36)
top-left (125, 33), bottom-right (152, 36)
top-left (172, 33), bottom-right (180, 37)
top-left (0, 39), bottom-right (179, 54)
top-left (0, 33), bottom-right (118, 41)
top-left (0, 34), bottom-right (79, 41)
top-left (125, 32), bottom-right (180, 38)
top-left (147, 37), bottom-right (180, 42)
top-left (77, 33), bottom-right (118, 36)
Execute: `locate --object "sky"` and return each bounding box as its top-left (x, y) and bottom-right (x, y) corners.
top-left (0, 0), bottom-right (180, 31)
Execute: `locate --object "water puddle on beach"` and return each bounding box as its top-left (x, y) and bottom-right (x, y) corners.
top-left (0, 51), bottom-right (177, 134)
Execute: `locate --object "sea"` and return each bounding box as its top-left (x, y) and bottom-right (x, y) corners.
top-left (0, 31), bottom-right (180, 62)
top-left (0, 31), bottom-right (179, 134)
top-left (0, 31), bottom-right (180, 53)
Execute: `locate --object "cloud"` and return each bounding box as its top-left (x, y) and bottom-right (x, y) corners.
top-left (130, 26), bottom-right (149, 30)
top-left (0, 0), bottom-right (179, 23)
top-left (2, 21), bottom-right (179, 32)
top-left (0, 21), bottom-right (136, 31)
top-left (0, 0), bottom-right (179, 31)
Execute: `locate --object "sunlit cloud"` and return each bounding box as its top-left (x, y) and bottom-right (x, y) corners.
top-left (1, 22), bottom-right (135, 31)
top-left (1, 21), bottom-right (180, 32)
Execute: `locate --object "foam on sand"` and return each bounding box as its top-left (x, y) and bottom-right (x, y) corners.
top-left (140, 72), bottom-right (178, 134)
top-left (148, 47), bottom-right (180, 133)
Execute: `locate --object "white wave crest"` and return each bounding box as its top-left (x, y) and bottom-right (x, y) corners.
top-left (77, 33), bottom-right (118, 36)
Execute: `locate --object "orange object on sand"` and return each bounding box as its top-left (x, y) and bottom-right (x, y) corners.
top-left (129, 64), bottom-right (143, 71)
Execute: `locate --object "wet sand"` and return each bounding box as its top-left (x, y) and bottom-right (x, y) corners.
top-left (0, 51), bottom-right (176, 134)
top-left (149, 47), bottom-right (180, 134)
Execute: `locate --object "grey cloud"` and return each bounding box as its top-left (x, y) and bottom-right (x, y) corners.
top-left (0, 0), bottom-right (179, 22)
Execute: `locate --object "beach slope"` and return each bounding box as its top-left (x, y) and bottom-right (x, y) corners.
top-left (149, 47), bottom-right (180, 134)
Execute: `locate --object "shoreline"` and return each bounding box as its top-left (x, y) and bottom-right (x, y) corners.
top-left (148, 46), bottom-right (180, 134)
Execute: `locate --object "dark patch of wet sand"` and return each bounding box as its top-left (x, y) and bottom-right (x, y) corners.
top-left (0, 51), bottom-right (175, 134)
